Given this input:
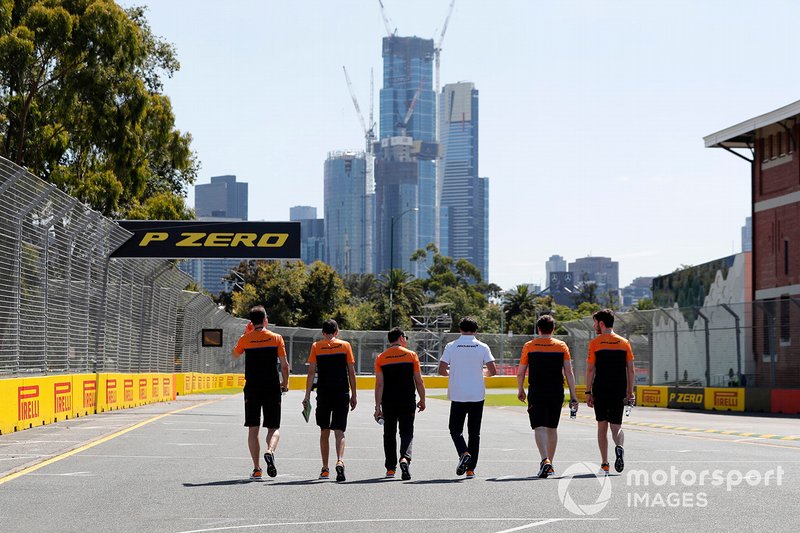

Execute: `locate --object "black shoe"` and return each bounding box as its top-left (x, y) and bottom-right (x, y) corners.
top-left (537, 459), bottom-right (550, 478)
top-left (400, 461), bottom-right (411, 480)
top-left (264, 452), bottom-right (277, 477)
top-left (335, 462), bottom-right (346, 482)
top-left (456, 453), bottom-right (471, 476)
top-left (614, 445), bottom-right (624, 473)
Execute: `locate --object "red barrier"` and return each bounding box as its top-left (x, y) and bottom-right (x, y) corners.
top-left (770, 389), bottom-right (800, 414)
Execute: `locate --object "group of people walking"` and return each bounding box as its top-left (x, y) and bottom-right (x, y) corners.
top-left (232, 306), bottom-right (635, 482)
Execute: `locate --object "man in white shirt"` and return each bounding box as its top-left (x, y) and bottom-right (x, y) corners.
top-left (438, 316), bottom-right (497, 479)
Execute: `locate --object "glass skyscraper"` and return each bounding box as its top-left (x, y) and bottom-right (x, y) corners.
top-left (375, 36), bottom-right (438, 278)
top-left (438, 82), bottom-right (489, 280)
top-left (324, 151), bottom-right (374, 275)
top-left (181, 175), bottom-right (248, 296)
top-left (290, 206), bottom-right (325, 265)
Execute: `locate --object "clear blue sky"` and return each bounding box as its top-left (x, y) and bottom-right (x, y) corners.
top-left (121, 0), bottom-right (800, 290)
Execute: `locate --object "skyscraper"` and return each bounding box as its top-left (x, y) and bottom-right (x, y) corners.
top-left (324, 151), bottom-right (374, 275)
top-left (568, 256), bottom-right (620, 293)
top-left (545, 255), bottom-right (567, 281)
top-left (290, 205), bottom-right (325, 265)
top-left (742, 216), bottom-right (752, 252)
top-left (438, 81), bottom-right (488, 280)
top-left (183, 175), bottom-right (248, 296)
top-left (195, 175), bottom-right (247, 219)
top-left (375, 36), bottom-right (438, 278)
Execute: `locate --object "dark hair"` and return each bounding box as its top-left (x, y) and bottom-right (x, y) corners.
top-left (593, 308), bottom-right (615, 328)
top-left (322, 319), bottom-right (339, 334)
top-left (388, 327), bottom-right (405, 343)
top-left (459, 316), bottom-right (478, 333)
top-left (249, 305), bottom-right (267, 325)
top-left (536, 314), bottom-right (555, 334)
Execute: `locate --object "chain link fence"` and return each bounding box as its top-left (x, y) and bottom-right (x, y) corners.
top-left (0, 157), bottom-right (244, 377)
top-left (563, 301), bottom-right (800, 388)
top-left (3, 155), bottom-right (798, 388)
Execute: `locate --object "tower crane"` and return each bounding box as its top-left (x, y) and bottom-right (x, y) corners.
top-left (434, 0), bottom-right (455, 96)
top-left (343, 66), bottom-right (376, 154)
top-left (398, 85), bottom-right (422, 137)
top-left (378, 0), bottom-right (397, 36)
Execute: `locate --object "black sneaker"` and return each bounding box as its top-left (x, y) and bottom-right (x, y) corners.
top-left (456, 453), bottom-right (471, 476)
top-left (264, 451), bottom-right (277, 477)
top-left (335, 461), bottom-right (346, 482)
top-left (614, 445), bottom-right (624, 473)
top-left (400, 461), bottom-right (411, 480)
top-left (537, 459), bottom-right (551, 479)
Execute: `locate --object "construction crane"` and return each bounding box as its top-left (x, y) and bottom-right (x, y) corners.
top-left (397, 85), bottom-right (422, 137)
top-left (378, 0), bottom-right (397, 36)
top-left (434, 0), bottom-right (455, 96)
top-left (342, 66), bottom-right (376, 154)
top-left (433, 0), bottom-right (455, 149)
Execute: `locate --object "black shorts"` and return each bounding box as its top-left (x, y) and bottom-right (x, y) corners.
top-left (316, 394), bottom-right (350, 431)
top-left (528, 395), bottom-right (564, 429)
top-left (244, 390), bottom-right (281, 428)
top-left (593, 393), bottom-right (624, 424)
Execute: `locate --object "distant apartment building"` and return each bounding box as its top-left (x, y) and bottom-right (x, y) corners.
top-left (289, 205), bottom-right (325, 265)
top-left (622, 276), bottom-right (654, 308)
top-left (742, 216), bottom-right (752, 252)
top-left (545, 255), bottom-right (567, 281)
top-left (568, 256), bottom-right (620, 294)
top-left (324, 151), bottom-right (374, 275)
top-left (181, 175), bottom-right (248, 296)
top-left (439, 81), bottom-right (488, 280)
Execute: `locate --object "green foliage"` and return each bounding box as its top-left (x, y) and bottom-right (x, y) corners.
top-left (374, 268), bottom-right (424, 330)
top-left (299, 261), bottom-right (349, 328)
top-left (229, 261), bottom-right (307, 326)
top-left (0, 1), bottom-right (197, 218)
top-left (636, 298), bottom-right (656, 310)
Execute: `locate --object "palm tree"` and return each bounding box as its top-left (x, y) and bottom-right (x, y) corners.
top-left (502, 284), bottom-right (536, 329)
top-left (373, 268), bottom-right (424, 329)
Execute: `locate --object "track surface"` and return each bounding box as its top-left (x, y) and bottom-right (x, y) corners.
top-left (1, 390), bottom-right (798, 532)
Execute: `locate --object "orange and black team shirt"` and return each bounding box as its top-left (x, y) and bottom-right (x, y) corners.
top-left (233, 329), bottom-right (286, 394)
top-left (587, 333), bottom-right (634, 395)
top-left (309, 338), bottom-right (355, 397)
top-left (520, 338), bottom-right (570, 398)
top-left (375, 346), bottom-right (420, 406)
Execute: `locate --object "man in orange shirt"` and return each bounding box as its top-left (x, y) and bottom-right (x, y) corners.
top-left (232, 306), bottom-right (289, 481)
top-left (517, 315), bottom-right (578, 478)
top-left (303, 319), bottom-right (357, 482)
top-left (585, 308), bottom-right (635, 474)
top-left (374, 328), bottom-right (426, 480)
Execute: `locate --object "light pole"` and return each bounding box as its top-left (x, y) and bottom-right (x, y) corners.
top-left (389, 207), bottom-right (418, 329)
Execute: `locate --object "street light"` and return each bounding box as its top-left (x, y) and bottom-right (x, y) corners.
top-left (389, 207), bottom-right (418, 329)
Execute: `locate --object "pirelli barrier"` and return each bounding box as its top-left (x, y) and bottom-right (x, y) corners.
top-left (634, 385), bottom-right (800, 414)
top-left (0, 372), bottom-right (245, 435)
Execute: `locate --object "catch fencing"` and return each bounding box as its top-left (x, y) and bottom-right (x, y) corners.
top-left (0, 157), bottom-right (245, 377)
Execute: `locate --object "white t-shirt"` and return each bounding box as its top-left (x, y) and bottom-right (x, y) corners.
top-left (440, 335), bottom-right (495, 402)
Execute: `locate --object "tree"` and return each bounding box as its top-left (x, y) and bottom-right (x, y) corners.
top-left (0, 2), bottom-right (197, 218)
top-left (502, 284), bottom-right (536, 330)
top-left (299, 261), bottom-right (349, 328)
top-left (228, 261), bottom-right (307, 326)
top-left (636, 298), bottom-right (656, 310)
top-left (373, 268), bottom-right (424, 330)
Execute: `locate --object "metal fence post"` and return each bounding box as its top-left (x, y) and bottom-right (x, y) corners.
top-left (659, 308), bottom-right (679, 387)
top-left (720, 303), bottom-right (742, 385)
top-left (696, 308), bottom-right (711, 386)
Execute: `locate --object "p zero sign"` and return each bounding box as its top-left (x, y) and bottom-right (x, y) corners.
top-left (111, 221), bottom-right (301, 259)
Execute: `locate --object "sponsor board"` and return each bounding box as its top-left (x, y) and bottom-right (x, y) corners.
top-left (636, 386), bottom-right (668, 408)
top-left (82, 378), bottom-right (96, 413)
top-left (667, 387), bottom-right (705, 409)
top-left (53, 381), bottom-right (72, 417)
top-left (704, 388), bottom-right (744, 412)
top-left (112, 221), bottom-right (300, 259)
top-left (139, 378), bottom-right (148, 401)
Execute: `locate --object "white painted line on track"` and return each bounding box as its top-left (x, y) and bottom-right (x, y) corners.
top-left (493, 519), bottom-right (562, 532)
top-left (178, 517), bottom-right (619, 533)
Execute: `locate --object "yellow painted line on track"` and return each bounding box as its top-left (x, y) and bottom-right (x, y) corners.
top-left (0, 399), bottom-right (220, 486)
top-left (781, 436), bottom-right (799, 441)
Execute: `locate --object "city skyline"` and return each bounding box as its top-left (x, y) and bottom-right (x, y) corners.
top-left (122, 0), bottom-right (800, 290)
